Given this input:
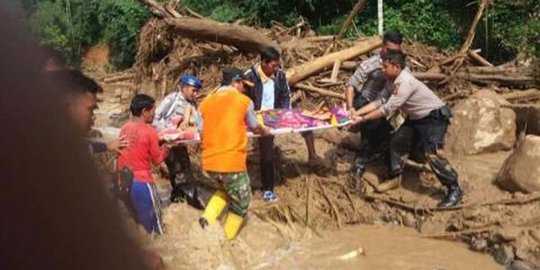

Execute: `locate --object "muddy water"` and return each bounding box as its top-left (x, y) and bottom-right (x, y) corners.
top-left (146, 203), bottom-right (502, 270)
top-left (250, 225), bottom-right (502, 270)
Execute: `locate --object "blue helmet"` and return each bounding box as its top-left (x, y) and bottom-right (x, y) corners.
top-left (180, 75), bottom-right (202, 89)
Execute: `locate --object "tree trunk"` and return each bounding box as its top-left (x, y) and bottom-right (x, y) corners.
top-left (286, 36), bottom-right (382, 85)
top-left (338, 0), bottom-right (370, 39)
top-left (164, 18), bottom-right (279, 53)
top-left (451, 0), bottom-right (491, 70)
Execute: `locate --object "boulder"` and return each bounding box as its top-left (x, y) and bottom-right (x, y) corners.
top-left (497, 135), bottom-right (540, 193)
top-left (446, 89), bottom-right (516, 155)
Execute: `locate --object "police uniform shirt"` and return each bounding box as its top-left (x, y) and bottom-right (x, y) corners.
top-left (375, 71), bottom-right (445, 120)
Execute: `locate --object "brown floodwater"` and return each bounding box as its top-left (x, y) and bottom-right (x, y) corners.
top-left (249, 225), bottom-right (503, 270)
top-left (146, 203), bottom-right (502, 270)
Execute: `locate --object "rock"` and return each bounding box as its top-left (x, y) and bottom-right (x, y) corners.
top-left (510, 260), bottom-right (536, 270)
top-left (402, 213), bottom-right (417, 228)
top-left (496, 227), bottom-right (522, 242)
top-left (497, 135), bottom-right (540, 193)
top-left (470, 237), bottom-right (488, 252)
top-left (494, 245), bottom-right (515, 266)
top-left (446, 89), bottom-right (516, 155)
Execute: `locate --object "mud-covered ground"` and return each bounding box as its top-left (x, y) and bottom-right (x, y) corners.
top-left (94, 88), bottom-right (540, 270)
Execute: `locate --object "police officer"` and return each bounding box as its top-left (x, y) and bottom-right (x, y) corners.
top-left (351, 50), bottom-right (463, 208)
top-left (153, 75), bottom-right (203, 190)
top-left (345, 31), bottom-right (403, 179)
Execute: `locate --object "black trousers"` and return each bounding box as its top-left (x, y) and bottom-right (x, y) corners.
top-left (164, 145), bottom-right (192, 187)
top-left (259, 136), bottom-right (275, 191)
top-left (388, 112), bottom-right (458, 187)
top-left (353, 95), bottom-right (393, 166)
top-left (259, 131), bottom-right (312, 191)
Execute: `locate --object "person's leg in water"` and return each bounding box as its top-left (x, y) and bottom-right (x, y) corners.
top-left (130, 180), bottom-right (164, 234)
top-left (221, 172), bottom-right (251, 239)
top-left (259, 136), bottom-right (277, 202)
top-left (199, 172), bottom-right (251, 240)
top-left (418, 117), bottom-right (463, 207)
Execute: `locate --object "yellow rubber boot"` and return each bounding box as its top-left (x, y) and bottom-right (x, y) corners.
top-left (201, 190), bottom-right (228, 225)
top-left (224, 213), bottom-right (244, 240)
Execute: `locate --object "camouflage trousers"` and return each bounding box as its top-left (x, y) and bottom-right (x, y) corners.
top-left (207, 171), bottom-right (252, 216)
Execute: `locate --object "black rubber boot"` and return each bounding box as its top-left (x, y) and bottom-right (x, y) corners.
top-left (437, 185), bottom-right (463, 208)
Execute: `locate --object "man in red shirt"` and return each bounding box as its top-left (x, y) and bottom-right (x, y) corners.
top-left (118, 94), bottom-right (169, 234)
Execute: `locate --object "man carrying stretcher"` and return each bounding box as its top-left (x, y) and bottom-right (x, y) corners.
top-left (198, 67), bottom-right (270, 240)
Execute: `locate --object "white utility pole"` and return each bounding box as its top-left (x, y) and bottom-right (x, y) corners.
top-left (378, 0), bottom-right (384, 35)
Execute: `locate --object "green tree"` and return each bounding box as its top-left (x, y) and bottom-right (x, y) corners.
top-left (26, 0), bottom-right (149, 69)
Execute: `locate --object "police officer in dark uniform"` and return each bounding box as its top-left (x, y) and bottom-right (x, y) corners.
top-left (351, 50), bottom-right (463, 208)
top-left (345, 31), bottom-right (403, 180)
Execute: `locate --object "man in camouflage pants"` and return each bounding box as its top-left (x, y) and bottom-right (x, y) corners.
top-left (206, 172), bottom-right (251, 217)
top-left (198, 67), bottom-right (270, 239)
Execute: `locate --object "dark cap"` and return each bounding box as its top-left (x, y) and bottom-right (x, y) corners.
top-left (222, 66), bottom-right (254, 87)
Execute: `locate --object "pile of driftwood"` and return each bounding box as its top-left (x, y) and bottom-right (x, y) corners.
top-left (95, 0), bottom-right (540, 231)
top-left (99, 0), bottom-right (538, 112)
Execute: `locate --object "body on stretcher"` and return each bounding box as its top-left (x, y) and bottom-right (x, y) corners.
top-left (95, 107), bottom-right (351, 145)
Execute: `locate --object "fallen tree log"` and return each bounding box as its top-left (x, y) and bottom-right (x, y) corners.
top-left (458, 65), bottom-right (527, 75)
top-left (139, 0), bottom-right (278, 52)
top-left (501, 89), bottom-right (540, 102)
top-left (338, 0), bottom-right (369, 39)
top-left (305, 35), bottom-right (337, 42)
top-left (286, 36), bottom-right (382, 84)
top-left (413, 72), bottom-right (537, 87)
top-left (102, 72), bottom-right (135, 84)
top-left (295, 83), bottom-right (345, 100)
top-left (412, 72), bottom-right (447, 81)
top-left (164, 17), bottom-right (279, 52)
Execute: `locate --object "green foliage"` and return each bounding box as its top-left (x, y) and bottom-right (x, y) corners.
top-left (96, 0), bottom-right (150, 68)
top-left (25, 0), bottom-right (540, 69)
top-left (486, 0), bottom-right (540, 61)
top-left (26, 0), bottom-right (149, 69)
top-left (351, 0), bottom-right (460, 50)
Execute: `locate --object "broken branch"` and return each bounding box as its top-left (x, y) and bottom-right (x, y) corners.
top-left (338, 0), bottom-right (369, 39)
top-left (295, 83), bottom-right (345, 100)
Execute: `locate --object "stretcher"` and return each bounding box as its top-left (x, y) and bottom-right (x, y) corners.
top-left (96, 107), bottom-right (351, 144)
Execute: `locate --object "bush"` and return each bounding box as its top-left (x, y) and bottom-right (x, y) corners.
top-left (27, 0), bottom-right (149, 69)
top-left (350, 0), bottom-right (460, 50)
top-left (486, 0), bottom-right (540, 61)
